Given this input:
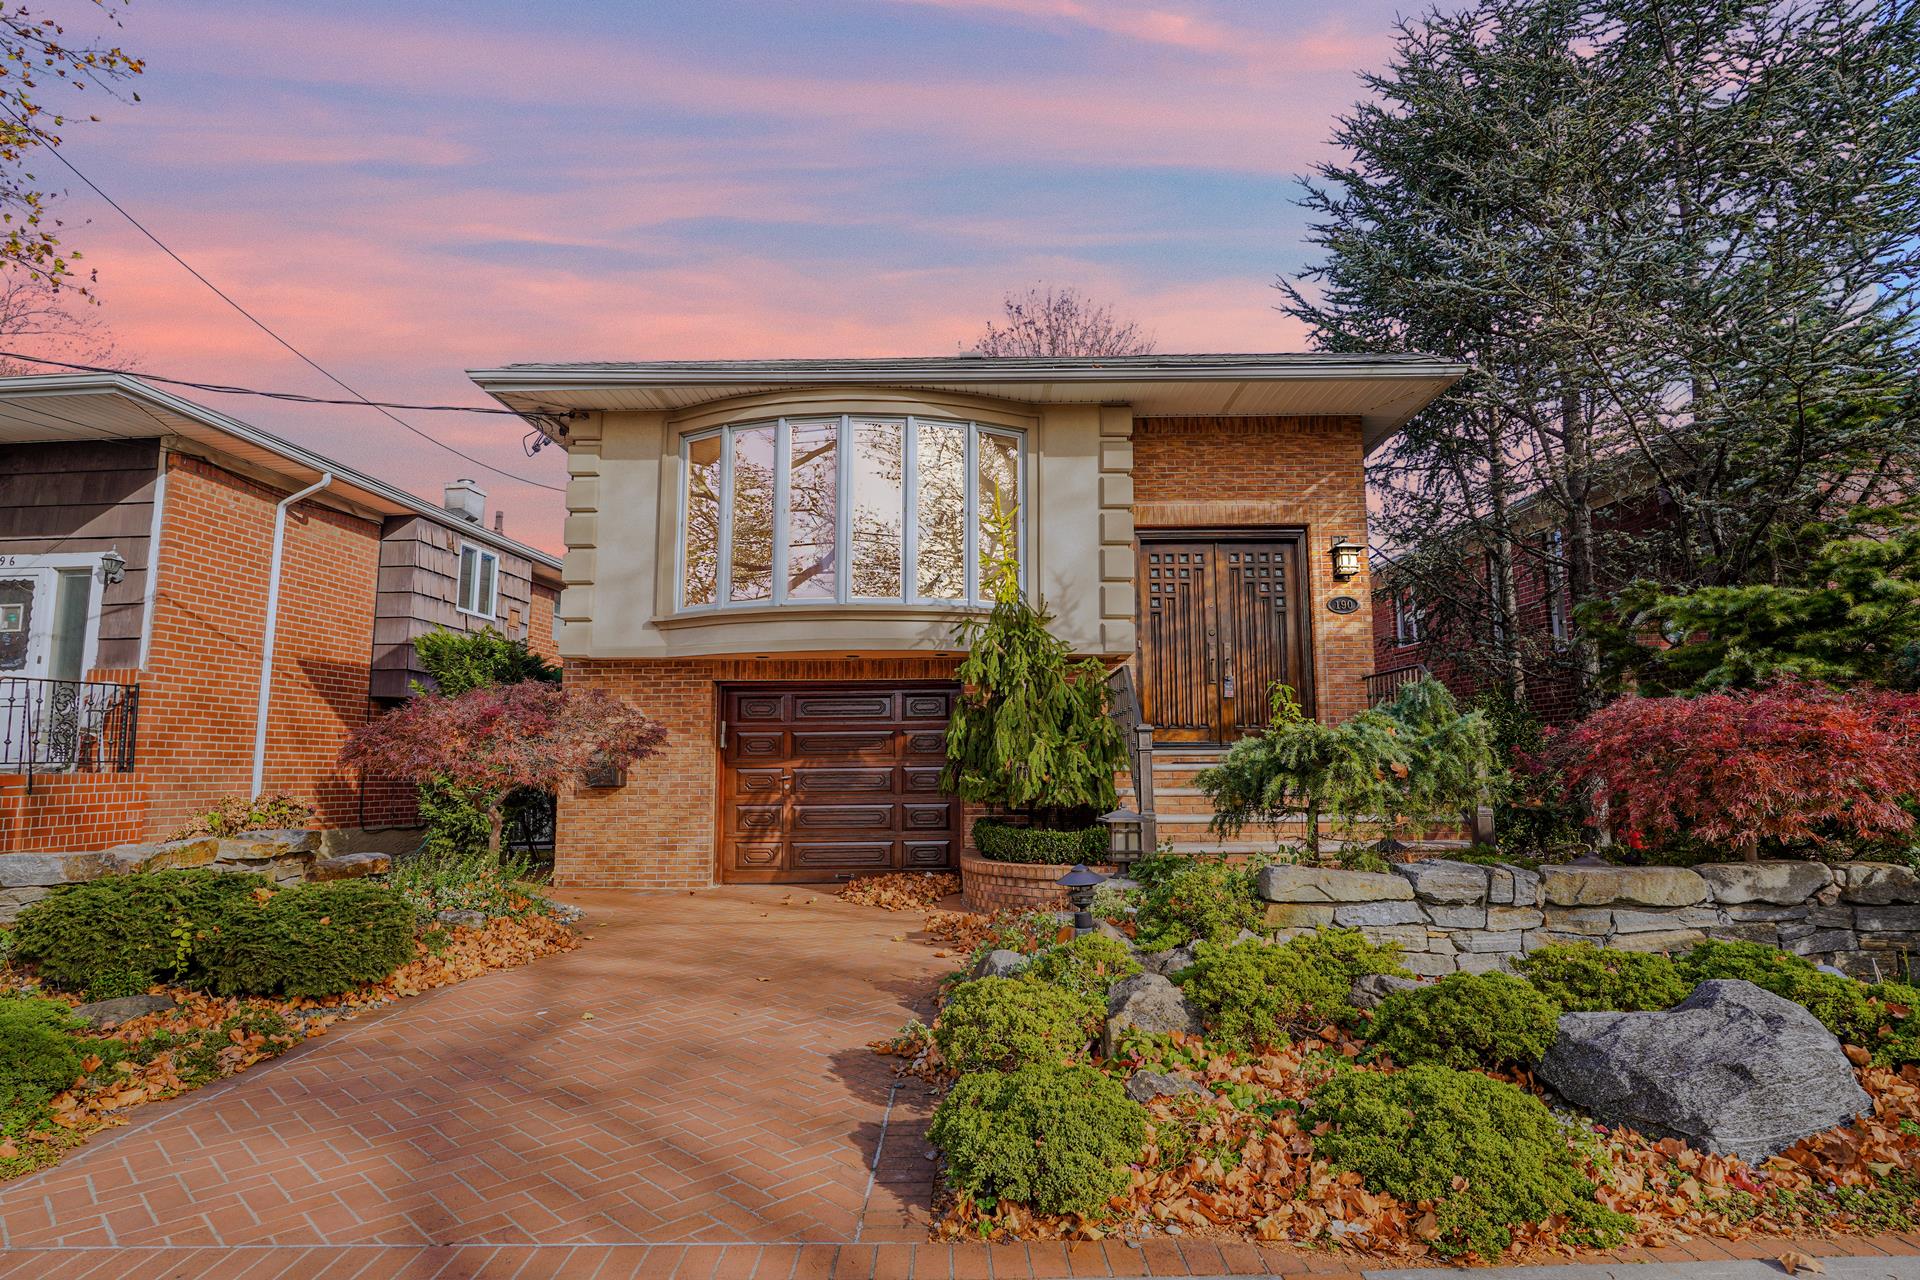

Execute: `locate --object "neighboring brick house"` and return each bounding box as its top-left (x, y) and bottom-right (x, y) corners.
top-left (0, 373), bottom-right (561, 853)
top-left (469, 354), bottom-right (1464, 888)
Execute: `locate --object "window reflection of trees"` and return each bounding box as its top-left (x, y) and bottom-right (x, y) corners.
top-left (787, 419), bottom-right (838, 600)
top-left (684, 435), bottom-right (722, 606)
top-left (916, 422), bottom-right (967, 599)
top-left (729, 426), bottom-right (776, 602)
top-left (851, 420), bottom-right (903, 598)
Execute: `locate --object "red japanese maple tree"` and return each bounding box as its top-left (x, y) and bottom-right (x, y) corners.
top-left (1558, 682), bottom-right (1920, 861)
top-left (340, 683), bottom-right (667, 854)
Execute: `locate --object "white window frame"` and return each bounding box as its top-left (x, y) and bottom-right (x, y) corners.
top-left (456, 542), bottom-right (499, 619)
top-left (1394, 588), bottom-right (1421, 646)
top-left (675, 414), bottom-right (1026, 613)
top-left (1545, 528), bottom-right (1569, 643)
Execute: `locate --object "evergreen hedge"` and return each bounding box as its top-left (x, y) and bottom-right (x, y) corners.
top-left (971, 819), bottom-right (1108, 865)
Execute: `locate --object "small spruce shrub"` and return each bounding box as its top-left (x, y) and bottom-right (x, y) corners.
top-left (935, 977), bottom-right (1100, 1073)
top-left (11, 870), bottom-right (267, 996)
top-left (1021, 933), bottom-right (1141, 1002)
top-left (0, 996), bottom-right (103, 1135)
top-left (1131, 856), bottom-right (1259, 950)
top-left (1368, 972), bottom-right (1560, 1070)
top-left (1307, 1064), bottom-right (1632, 1259)
top-left (197, 880), bottom-right (417, 998)
top-left (971, 819), bottom-right (1110, 865)
top-left (1178, 930), bottom-right (1402, 1050)
top-left (1514, 943), bottom-right (1689, 1013)
top-left (928, 1062), bottom-right (1147, 1216)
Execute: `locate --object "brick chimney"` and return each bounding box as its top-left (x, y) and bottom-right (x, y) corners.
top-left (443, 478), bottom-right (485, 524)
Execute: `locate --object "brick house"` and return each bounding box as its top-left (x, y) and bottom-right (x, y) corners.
top-left (0, 373), bottom-right (561, 854)
top-left (469, 354), bottom-right (1464, 888)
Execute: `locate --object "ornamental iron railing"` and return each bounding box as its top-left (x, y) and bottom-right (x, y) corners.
top-left (1362, 663), bottom-right (1430, 706)
top-left (0, 676), bottom-right (140, 786)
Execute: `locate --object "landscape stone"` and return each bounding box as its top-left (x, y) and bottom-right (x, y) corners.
top-left (1488, 867), bottom-right (1515, 905)
top-left (1486, 906), bottom-right (1544, 931)
top-left (1262, 903), bottom-right (1337, 930)
top-left (0, 852), bottom-right (105, 887)
top-left (1610, 928), bottom-right (1705, 953)
top-left (1854, 904), bottom-right (1920, 932)
top-left (1696, 861), bottom-right (1832, 906)
top-left (1707, 922), bottom-right (1784, 945)
top-left (1140, 942), bottom-right (1198, 977)
top-left (1400, 952), bottom-right (1457, 976)
top-left (1789, 929), bottom-right (1858, 956)
top-left (1348, 973), bottom-right (1423, 1009)
top-left (1840, 863), bottom-right (1920, 906)
top-left (1455, 951), bottom-right (1513, 974)
top-left (1612, 907), bottom-right (1718, 933)
top-left (308, 852), bottom-right (391, 882)
top-left (1544, 908), bottom-right (1613, 936)
top-left (1542, 865), bottom-right (1709, 908)
top-left (1357, 923), bottom-right (1431, 949)
top-left (70, 994), bottom-right (175, 1028)
top-left (434, 908), bottom-right (488, 931)
top-left (1256, 865), bottom-right (1412, 904)
top-left (1332, 900), bottom-right (1424, 927)
top-left (1394, 859), bottom-right (1490, 904)
top-left (1506, 867), bottom-right (1542, 907)
top-left (971, 949), bottom-right (1029, 979)
top-left (1537, 979), bottom-right (1871, 1163)
top-left (1104, 973), bottom-right (1201, 1055)
top-left (1456, 930), bottom-right (1525, 953)
top-left (1125, 1070), bottom-right (1206, 1104)
top-left (1424, 903), bottom-right (1487, 930)
top-left (1718, 903), bottom-right (1813, 923)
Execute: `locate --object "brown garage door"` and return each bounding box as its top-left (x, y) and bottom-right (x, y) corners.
top-left (719, 684), bottom-right (960, 884)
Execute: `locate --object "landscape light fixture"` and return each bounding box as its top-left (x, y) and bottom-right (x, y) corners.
top-left (1100, 806), bottom-right (1144, 871)
top-left (1057, 863), bottom-right (1108, 935)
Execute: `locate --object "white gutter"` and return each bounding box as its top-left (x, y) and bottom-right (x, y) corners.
top-left (135, 445), bottom-right (167, 670)
top-left (251, 472), bottom-right (333, 798)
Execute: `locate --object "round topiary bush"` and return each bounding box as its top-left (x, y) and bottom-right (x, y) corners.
top-left (1366, 972), bottom-right (1560, 1070)
top-left (971, 819), bottom-right (1110, 865)
top-left (929, 1062), bottom-right (1147, 1216)
top-left (1514, 943), bottom-right (1689, 1013)
top-left (1306, 1064), bottom-right (1631, 1259)
top-left (10, 869), bottom-right (269, 997)
top-left (1021, 933), bottom-right (1141, 1002)
top-left (196, 880), bottom-right (418, 998)
top-left (935, 977), bottom-right (1100, 1073)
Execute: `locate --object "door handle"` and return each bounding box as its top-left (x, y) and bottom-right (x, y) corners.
top-left (1205, 627), bottom-right (1217, 681)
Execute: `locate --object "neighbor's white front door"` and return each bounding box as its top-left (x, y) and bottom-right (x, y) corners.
top-left (0, 562), bottom-right (99, 768)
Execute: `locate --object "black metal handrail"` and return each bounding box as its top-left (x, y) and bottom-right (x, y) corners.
top-left (0, 676), bottom-right (140, 785)
top-left (1363, 662), bottom-right (1430, 705)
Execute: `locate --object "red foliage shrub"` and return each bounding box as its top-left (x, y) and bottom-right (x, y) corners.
top-left (1555, 682), bottom-right (1920, 859)
top-left (340, 683), bottom-right (666, 851)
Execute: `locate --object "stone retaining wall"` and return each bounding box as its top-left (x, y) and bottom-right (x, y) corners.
top-left (1258, 859), bottom-right (1920, 981)
top-left (960, 850), bottom-right (1118, 915)
top-left (0, 829), bottom-right (390, 922)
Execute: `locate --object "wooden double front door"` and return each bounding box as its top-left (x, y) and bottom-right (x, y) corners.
top-left (719, 684), bottom-right (961, 883)
top-left (1137, 535), bottom-right (1313, 743)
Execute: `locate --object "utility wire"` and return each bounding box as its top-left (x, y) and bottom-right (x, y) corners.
top-left (0, 103), bottom-right (566, 492)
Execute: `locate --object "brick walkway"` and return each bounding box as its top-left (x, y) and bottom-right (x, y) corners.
top-left (0, 887), bottom-right (1913, 1279)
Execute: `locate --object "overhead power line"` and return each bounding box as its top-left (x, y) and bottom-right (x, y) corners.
top-left (0, 103), bottom-right (566, 492)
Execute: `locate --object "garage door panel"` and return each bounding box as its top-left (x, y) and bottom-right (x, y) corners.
top-left (720, 684), bottom-right (961, 882)
top-left (793, 766), bottom-right (894, 794)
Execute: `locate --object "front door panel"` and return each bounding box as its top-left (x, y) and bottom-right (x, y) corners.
top-left (1137, 536), bottom-right (1311, 743)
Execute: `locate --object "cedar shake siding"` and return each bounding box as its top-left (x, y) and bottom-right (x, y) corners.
top-left (0, 438), bottom-right (159, 670)
top-left (372, 515), bottom-right (552, 699)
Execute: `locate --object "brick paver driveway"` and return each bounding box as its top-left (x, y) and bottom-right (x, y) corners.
top-left (1, 887), bottom-right (1915, 1279)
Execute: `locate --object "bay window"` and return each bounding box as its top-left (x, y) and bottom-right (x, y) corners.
top-left (678, 415), bottom-right (1024, 610)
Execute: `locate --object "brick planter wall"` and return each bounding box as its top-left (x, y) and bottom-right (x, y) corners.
top-left (960, 849), bottom-right (1118, 915)
top-left (1258, 858), bottom-right (1920, 981)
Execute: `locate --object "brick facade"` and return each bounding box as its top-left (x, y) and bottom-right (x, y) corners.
top-left (1132, 416), bottom-right (1376, 725)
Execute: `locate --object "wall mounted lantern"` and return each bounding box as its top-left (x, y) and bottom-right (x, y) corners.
top-left (1329, 536), bottom-right (1365, 582)
top-left (98, 547), bottom-right (126, 587)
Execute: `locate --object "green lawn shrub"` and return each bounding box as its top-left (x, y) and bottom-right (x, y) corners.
top-left (196, 880), bottom-right (417, 998)
top-left (0, 996), bottom-right (105, 1135)
top-left (1307, 1064), bottom-right (1632, 1259)
top-left (383, 847), bottom-right (552, 921)
top-left (1021, 933), bottom-right (1140, 1001)
top-left (1676, 939), bottom-right (1920, 1065)
top-left (929, 1062), bottom-right (1147, 1216)
top-left (1178, 929), bottom-right (1402, 1051)
top-left (1367, 973), bottom-right (1560, 1070)
top-left (1130, 855), bottom-right (1260, 950)
top-left (971, 819), bottom-right (1109, 865)
top-left (1514, 943), bottom-right (1689, 1012)
top-left (935, 977), bottom-right (1100, 1073)
top-left (11, 870), bottom-right (267, 997)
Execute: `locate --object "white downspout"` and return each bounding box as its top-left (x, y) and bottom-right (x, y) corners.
top-left (251, 472), bottom-right (333, 798)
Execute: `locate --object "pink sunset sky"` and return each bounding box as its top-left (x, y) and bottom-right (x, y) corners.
top-left (18, 0), bottom-right (1414, 552)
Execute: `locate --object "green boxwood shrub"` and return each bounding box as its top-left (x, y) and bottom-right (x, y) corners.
top-left (0, 996), bottom-right (102, 1135)
top-left (1178, 930), bottom-right (1402, 1051)
top-left (11, 870), bottom-right (267, 997)
top-left (1307, 1064), bottom-right (1632, 1259)
top-left (196, 880), bottom-right (417, 998)
top-left (936, 977), bottom-right (1100, 1073)
top-left (1367, 972), bottom-right (1560, 1070)
top-left (1131, 856), bottom-right (1260, 950)
top-left (972, 819), bottom-right (1109, 865)
top-left (1022, 933), bottom-right (1141, 1001)
top-left (928, 1062), bottom-right (1147, 1216)
top-left (1514, 943), bottom-right (1689, 1013)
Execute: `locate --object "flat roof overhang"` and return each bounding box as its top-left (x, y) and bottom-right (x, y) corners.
top-left (467, 353), bottom-right (1467, 456)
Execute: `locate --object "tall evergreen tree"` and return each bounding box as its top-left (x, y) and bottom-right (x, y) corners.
top-left (1281, 0), bottom-right (1920, 712)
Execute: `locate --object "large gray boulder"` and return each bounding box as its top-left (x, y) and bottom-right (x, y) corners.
top-left (1103, 972), bottom-right (1201, 1056)
top-left (1125, 1070), bottom-right (1206, 1105)
top-left (970, 948), bottom-right (1029, 979)
top-left (1348, 973), bottom-right (1423, 1010)
top-left (1538, 979), bottom-right (1870, 1164)
top-left (70, 993), bottom-right (176, 1028)
top-left (1140, 942), bottom-right (1198, 977)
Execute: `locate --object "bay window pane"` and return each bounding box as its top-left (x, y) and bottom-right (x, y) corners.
top-left (977, 430), bottom-right (1021, 598)
top-left (683, 434), bottom-right (723, 606)
top-left (729, 425), bottom-right (776, 602)
top-left (914, 421), bottom-right (966, 599)
top-left (786, 419), bottom-right (838, 600)
top-left (850, 419), bottom-right (903, 597)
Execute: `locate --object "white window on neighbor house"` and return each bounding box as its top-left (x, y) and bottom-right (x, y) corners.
top-left (1545, 528), bottom-right (1569, 643)
top-left (1394, 588), bottom-right (1422, 646)
top-left (678, 415), bottom-right (1025, 611)
top-left (457, 543), bottom-right (498, 618)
